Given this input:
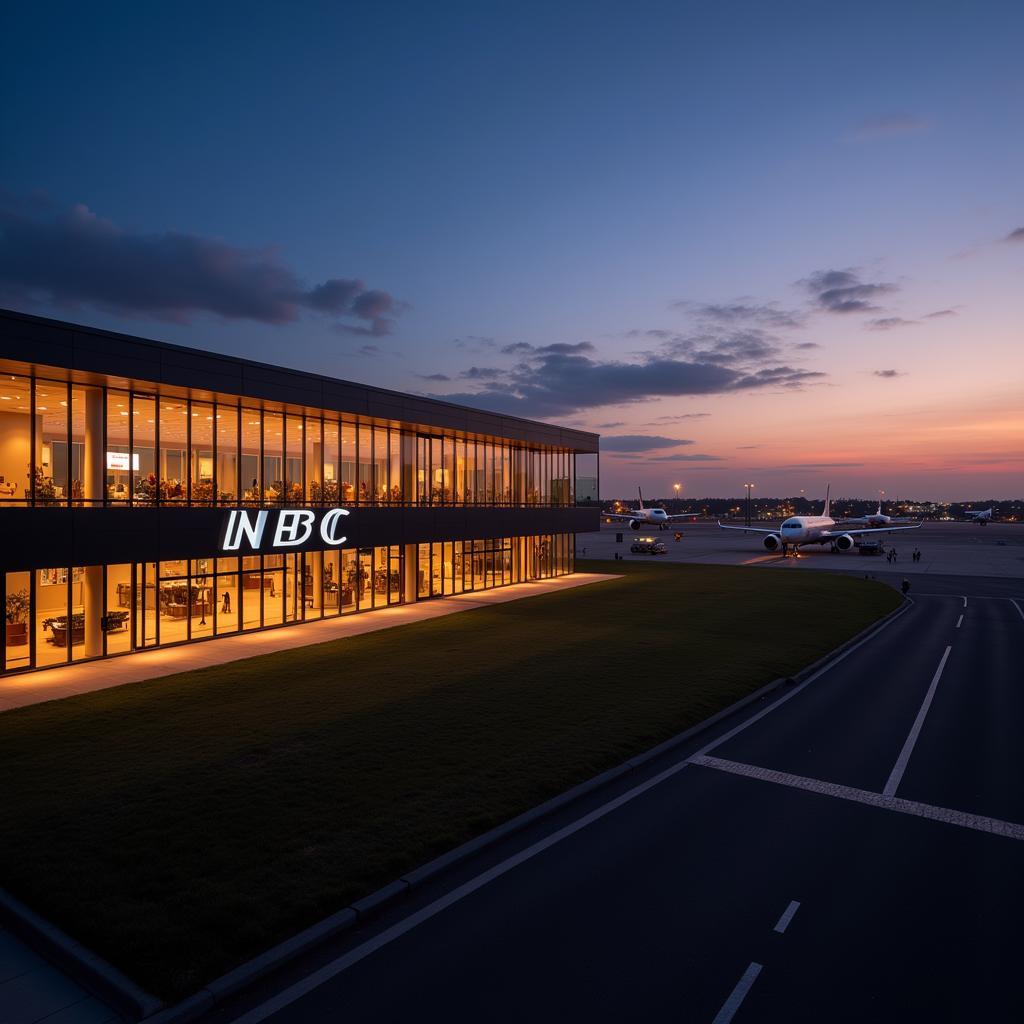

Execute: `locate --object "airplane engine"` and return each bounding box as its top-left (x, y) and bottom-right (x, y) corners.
top-left (834, 533), bottom-right (855, 551)
top-left (630, 520), bottom-right (642, 530)
top-left (763, 534), bottom-right (783, 551)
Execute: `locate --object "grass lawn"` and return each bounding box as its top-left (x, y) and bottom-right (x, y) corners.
top-left (0, 561), bottom-right (899, 999)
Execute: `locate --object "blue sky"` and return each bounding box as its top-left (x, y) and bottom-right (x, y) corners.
top-left (2, 1), bottom-right (1022, 498)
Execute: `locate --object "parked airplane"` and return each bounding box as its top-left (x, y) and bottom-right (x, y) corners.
top-left (840, 499), bottom-right (916, 528)
top-left (718, 485), bottom-right (921, 554)
top-left (604, 488), bottom-right (701, 530)
top-left (964, 507), bottom-right (994, 524)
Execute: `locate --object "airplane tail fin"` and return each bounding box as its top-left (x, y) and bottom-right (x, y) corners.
top-left (823, 483), bottom-right (831, 519)
top-left (638, 487), bottom-right (644, 510)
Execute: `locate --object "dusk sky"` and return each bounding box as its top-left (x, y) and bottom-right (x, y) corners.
top-left (1, 1), bottom-right (1021, 500)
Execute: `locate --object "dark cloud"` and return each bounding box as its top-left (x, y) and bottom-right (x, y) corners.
top-left (664, 328), bottom-right (782, 365)
top-left (649, 453), bottom-right (723, 462)
top-left (872, 369), bottom-right (904, 378)
top-left (595, 421), bottom-right (626, 428)
top-left (355, 344), bottom-right (380, 356)
top-left (430, 350), bottom-right (825, 418)
top-left (1004, 227), bottom-right (1024, 243)
top-left (793, 341), bottom-right (820, 349)
top-left (801, 269), bottom-right (896, 314)
top-left (923, 308), bottom-right (958, 319)
top-left (601, 435), bottom-right (694, 452)
top-left (459, 366), bottom-right (504, 380)
top-left (0, 193), bottom-right (403, 335)
top-left (850, 115), bottom-right (929, 141)
top-left (867, 317), bottom-right (917, 331)
top-left (418, 373), bottom-right (451, 382)
top-left (674, 300), bottom-right (806, 330)
top-left (500, 340), bottom-right (595, 356)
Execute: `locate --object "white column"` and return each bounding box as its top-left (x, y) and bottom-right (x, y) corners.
top-left (83, 565), bottom-right (103, 657)
top-left (83, 389), bottom-right (104, 502)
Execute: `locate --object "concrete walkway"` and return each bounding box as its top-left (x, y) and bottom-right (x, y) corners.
top-left (0, 926), bottom-right (122, 1024)
top-left (0, 574), bottom-right (618, 713)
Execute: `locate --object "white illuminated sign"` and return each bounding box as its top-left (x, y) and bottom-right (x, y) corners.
top-left (106, 452), bottom-right (140, 471)
top-left (220, 508), bottom-right (351, 553)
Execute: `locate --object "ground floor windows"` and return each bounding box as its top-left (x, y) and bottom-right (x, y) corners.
top-left (2, 534), bottom-right (574, 674)
top-left (415, 534), bottom-right (573, 599)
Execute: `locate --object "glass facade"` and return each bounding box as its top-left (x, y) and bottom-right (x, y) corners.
top-left (2, 535), bottom-right (573, 673)
top-left (0, 375), bottom-right (576, 508)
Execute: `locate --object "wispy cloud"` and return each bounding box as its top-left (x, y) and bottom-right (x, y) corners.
top-left (417, 372), bottom-right (451, 381)
top-left (801, 268), bottom-right (897, 314)
top-left (671, 299), bottom-right (806, 330)
top-left (601, 435), bottom-right (694, 452)
top-left (649, 452), bottom-right (724, 462)
top-left (867, 317), bottom-right (917, 331)
top-left (0, 191), bottom-right (403, 335)
top-left (872, 369), bottom-right (905, 378)
top-left (1004, 227), bottom-right (1024, 243)
top-left (923, 308), bottom-right (958, 319)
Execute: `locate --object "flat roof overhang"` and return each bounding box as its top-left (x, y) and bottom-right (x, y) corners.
top-left (0, 308), bottom-right (600, 453)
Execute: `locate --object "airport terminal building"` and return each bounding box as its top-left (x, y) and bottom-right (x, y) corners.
top-left (0, 309), bottom-right (600, 676)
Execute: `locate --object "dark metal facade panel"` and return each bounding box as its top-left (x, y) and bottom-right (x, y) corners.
top-left (0, 308), bottom-right (600, 452)
top-left (0, 506), bottom-right (599, 572)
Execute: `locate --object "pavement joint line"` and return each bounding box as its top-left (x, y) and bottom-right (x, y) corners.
top-left (691, 598), bottom-right (913, 760)
top-left (221, 757), bottom-right (698, 1024)
top-left (883, 645), bottom-right (952, 798)
top-left (711, 962), bottom-right (763, 1024)
top-left (690, 755), bottom-right (1024, 842)
top-left (772, 900), bottom-right (800, 934)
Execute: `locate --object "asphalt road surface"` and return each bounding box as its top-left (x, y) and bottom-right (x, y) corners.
top-left (220, 573), bottom-right (1024, 1024)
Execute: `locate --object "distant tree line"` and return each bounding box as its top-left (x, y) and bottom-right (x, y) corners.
top-left (605, 496), bottom-right (1023, 521)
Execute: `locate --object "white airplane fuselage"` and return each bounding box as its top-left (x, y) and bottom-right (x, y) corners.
top-left (778, 515), bottom-right (842, 548)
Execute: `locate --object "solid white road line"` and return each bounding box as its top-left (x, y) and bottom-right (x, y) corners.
top-left (1011, 599), bottom-right (1024, 623)
top-left (773, 900), bottom-right (801, 934)
top-left (956, 614), bottom-right (963, 629)
top-left (712, 962), bottom-right (763, 1024)
top-left (962, 596), bottom-right (968, 608)
top-left (883, 645), bottom-right (952, 798)
top-left (691, 755), bottom-right (1024, 842)
top-left (692, 600), bottom-right (913, 760)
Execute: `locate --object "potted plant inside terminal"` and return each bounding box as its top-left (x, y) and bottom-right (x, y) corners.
top-left (6, 589), bottom-right (30, 646)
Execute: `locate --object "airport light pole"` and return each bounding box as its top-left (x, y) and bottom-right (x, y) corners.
top-left (745, 483), bottom-right (754, 526)
top-left (673, 482), bottom-right (680, 507)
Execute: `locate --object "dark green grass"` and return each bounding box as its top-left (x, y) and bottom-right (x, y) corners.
top-left (0, 562), bottom-right (899, 998)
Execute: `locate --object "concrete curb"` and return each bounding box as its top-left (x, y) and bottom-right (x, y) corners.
top-left (14, 594), bottom-right (911, 1024)
top-left (0, 888), bottom-right (164, 1021)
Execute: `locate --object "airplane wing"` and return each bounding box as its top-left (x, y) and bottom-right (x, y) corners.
top-left (819, 523), bottom-right (922, 538)
top-left (717, 521), bottom-right (779, 534)
top-left (665, 513), bottom-right (701, 521)
top-left (603, 512), bottom-right (640, 520)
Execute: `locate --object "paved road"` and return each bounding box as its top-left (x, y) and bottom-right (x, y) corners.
top-left (219, 573), bottom-right (1024, 1023)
